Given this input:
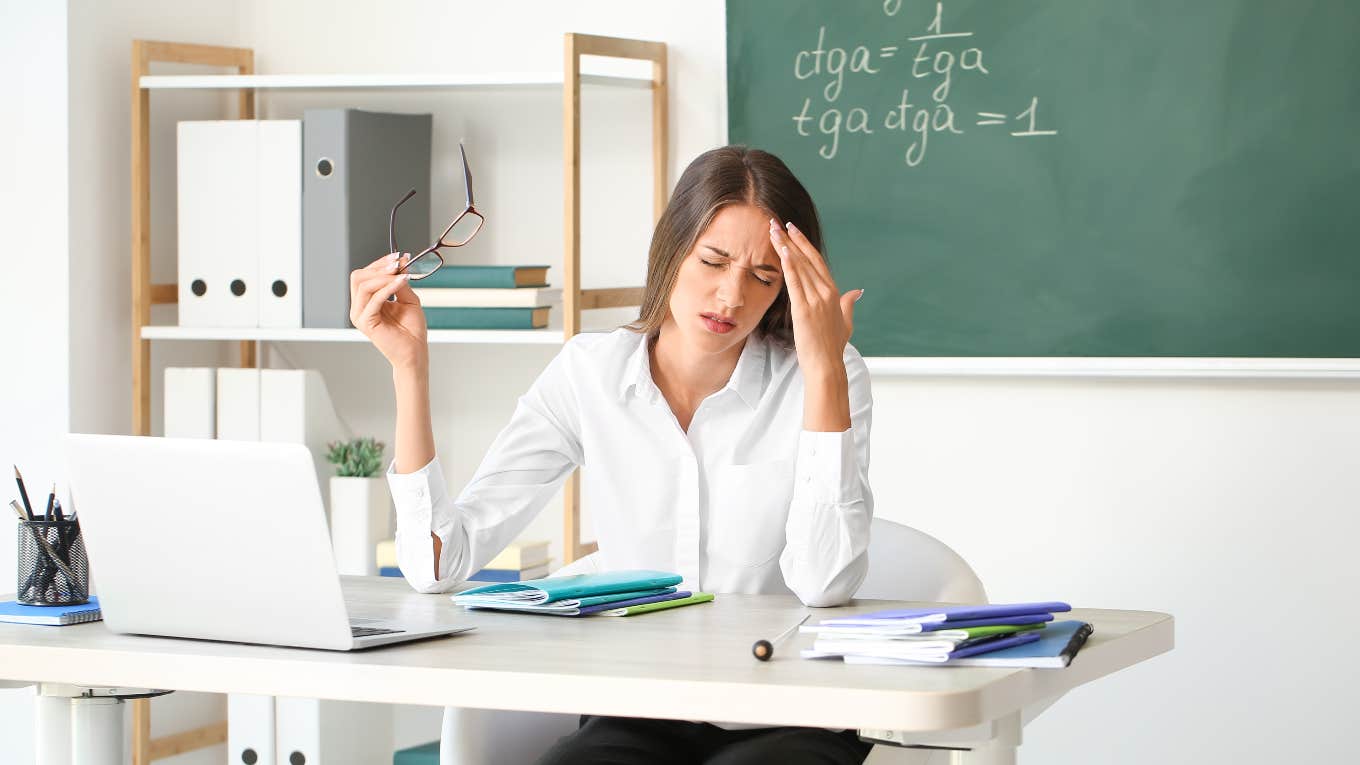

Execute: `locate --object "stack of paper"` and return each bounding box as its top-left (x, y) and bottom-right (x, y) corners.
top-left (451, 570), bottom-right (714, 617)
top-left (802, 602), bottom-right (1077, 665)
top-left (468, 540), bottom-right (552, 583)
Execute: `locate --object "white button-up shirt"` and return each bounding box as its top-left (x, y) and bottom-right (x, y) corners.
top-left (387, 327), bottom-right (873, 607)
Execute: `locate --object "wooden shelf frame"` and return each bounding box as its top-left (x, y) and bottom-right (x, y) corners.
top-left (127, 32), bottom-right (667, 764)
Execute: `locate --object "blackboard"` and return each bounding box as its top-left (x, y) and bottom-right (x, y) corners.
top-left (727, 0), bottom-right (1360, 357)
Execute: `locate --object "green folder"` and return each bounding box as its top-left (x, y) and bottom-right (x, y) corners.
top-left (601, 592), bottom-right (715, 616)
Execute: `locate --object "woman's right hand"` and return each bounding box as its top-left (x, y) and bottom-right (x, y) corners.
top-left (350, 253), bottom-right (428, 371)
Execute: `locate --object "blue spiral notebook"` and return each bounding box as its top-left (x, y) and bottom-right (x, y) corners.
top-left (0, 597), bottom-right (102, 626)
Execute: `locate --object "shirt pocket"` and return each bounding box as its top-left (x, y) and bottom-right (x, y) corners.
top-left (706, 459), bottom-right (794, 568)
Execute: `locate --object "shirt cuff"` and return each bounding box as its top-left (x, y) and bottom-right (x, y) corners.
top-left (795, 429), bottom-right (861, 505)
top-left (386, 456), bottom-right (457, 543)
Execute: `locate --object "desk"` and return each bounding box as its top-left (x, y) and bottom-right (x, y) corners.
top-left (0, 577), bottom-right (1172, 763)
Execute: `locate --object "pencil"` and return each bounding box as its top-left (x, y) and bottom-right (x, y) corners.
top-left (45, 483), bottom-right (55, 521)
top-left (13, 466), bottom-right (34, 520)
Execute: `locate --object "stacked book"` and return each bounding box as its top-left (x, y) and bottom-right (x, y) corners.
top-left (374, 539), bottom-right (553, 582)
top-left (802, 601), bottom-right (1094, 668)
top-left (452, 569), bottom-right (714, 617)
top-left (375, 538), bottom-right (399, 578)
top-left (468, 540), bottom-right (552, 583)
top-left (414, 265), bottom-right (558, 329)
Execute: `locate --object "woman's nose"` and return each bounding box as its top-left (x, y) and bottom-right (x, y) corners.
top-left (717, 269), bottom-right (745, 309)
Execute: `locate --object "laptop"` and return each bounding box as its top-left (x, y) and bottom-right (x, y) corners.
top-left (64, 433), bottom-right (474, 650)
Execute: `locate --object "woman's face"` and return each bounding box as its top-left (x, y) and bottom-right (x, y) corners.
top-left (663, 203), bottom-right (785, 357)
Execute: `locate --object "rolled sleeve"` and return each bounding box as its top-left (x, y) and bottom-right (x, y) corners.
top-left (794, 428), bottom-right (863, 506)
top-left (780, 345), bottom-right (874, 607)
top-left (387, 456), bottom-right (461, 593)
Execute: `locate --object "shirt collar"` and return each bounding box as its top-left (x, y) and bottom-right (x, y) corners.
top-left (618, 331), bottom-right (766, 410)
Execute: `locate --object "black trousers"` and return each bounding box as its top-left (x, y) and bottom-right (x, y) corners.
top-left (536, 714), bottom-right (873, 765)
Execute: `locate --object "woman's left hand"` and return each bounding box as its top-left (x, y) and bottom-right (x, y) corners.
top-left (769, 218), bottom-right (863, 380)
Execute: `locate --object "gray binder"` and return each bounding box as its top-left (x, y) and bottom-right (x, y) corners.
top-left (302, 109), bottom-right (431, 328)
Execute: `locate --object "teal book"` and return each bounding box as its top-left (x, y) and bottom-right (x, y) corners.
top-left (416, 265), bottom-right (550, 289)
top-left (393, 740), bottom-right (439, 765)
top-left (452, 570), bottom-right (683, 606)
top-left (423, 306), bottom-right (550, 330)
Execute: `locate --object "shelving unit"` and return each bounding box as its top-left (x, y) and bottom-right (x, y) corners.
top-left (128, 34), bottom-right (667, 764)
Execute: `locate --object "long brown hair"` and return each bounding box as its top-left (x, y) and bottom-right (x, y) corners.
top-left (626, 146), bottom-right (824, 346)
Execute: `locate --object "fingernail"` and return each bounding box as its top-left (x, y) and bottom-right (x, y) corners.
top-left (855, 289), bottom-right (865, 302)
top-left (786, 222), bottom-right (798, 233)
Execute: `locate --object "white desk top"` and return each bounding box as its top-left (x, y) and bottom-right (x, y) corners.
top-left (0, 577), bottom-right (1173, 731)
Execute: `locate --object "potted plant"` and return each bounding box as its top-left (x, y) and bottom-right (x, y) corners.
top-left (325, 437), bottom-right (392, 576)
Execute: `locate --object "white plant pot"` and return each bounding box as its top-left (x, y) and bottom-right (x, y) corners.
top-left (329, 476), bottom-right (392, 576)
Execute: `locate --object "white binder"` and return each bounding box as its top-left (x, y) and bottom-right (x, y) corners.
top-left (163, 367), bottom-right (216, 439)
top-left (276, 697), bottom-right (392, 765)
top-left (216, 368), bottom-right (261, 441)
top-left (228, 694), bottom-right (276, 765)
top-left (259, 369), bottom-right (349, 514)
top-left (257, 120), bottom-right (303, 328)
top-left (177, 121), bottom-right (259, 328)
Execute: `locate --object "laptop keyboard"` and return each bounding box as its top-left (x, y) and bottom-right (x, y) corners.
top-left (351, 625), bottom-right (405, 638)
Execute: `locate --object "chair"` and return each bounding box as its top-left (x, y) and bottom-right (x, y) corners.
top-left (438, 518), bottom-right (986, 764)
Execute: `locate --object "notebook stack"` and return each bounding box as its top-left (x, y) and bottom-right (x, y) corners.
top-left (414, 265), bottom-right (557, 329)
top-left (375, 538), bottom-right (400, 577)
top-left (452, 569), bottom-right (714, 617)
top-left (468, 540), bottom-right (551, 583)
top-left (802, 601), bottom-right (1094, 667)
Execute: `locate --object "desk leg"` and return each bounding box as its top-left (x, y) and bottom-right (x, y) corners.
top-left (72, 697), bottom-right (125, 765)
top-left (36, 692), bottom-right (73, 765)
top-left (951, 740), bottom-right (1017, 765)
top-left (37, 684), bottom-right (171, 765)
top-left (951, 711), bottom-right (1021, 765)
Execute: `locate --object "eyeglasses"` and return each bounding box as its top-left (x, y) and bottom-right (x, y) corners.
top-left (390, 142), bottom-right (485, 280)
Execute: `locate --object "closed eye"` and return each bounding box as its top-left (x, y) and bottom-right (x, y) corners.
top-left (701, 259), bottom-right (775, 287)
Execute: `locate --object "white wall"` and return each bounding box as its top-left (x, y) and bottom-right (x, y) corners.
top-left (0, 6), bottom-right (71, 761)
top-left (5, 0), bottom-right (1356, 762)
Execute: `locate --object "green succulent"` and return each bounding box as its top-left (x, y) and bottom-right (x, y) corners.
top-left (325, 437), bottom-right (386, 478)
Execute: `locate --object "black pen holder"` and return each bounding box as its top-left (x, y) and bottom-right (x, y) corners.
top-left (16, 519), bottom-right (89, 606)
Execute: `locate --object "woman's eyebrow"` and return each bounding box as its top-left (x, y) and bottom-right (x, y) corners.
top-left (704, 244), bottom-right (781, 273)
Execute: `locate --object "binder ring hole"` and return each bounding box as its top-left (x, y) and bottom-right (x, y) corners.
top-left (315, 157), bottom-right (334, 177)
top-left (190, 279), bottom-right (207, 297)
top-left (230, 279), bottom-right (247, 297)
top-left (272, 280), bottom-right (288, 297)
top-left (241, 749), bottom-right (258, 764)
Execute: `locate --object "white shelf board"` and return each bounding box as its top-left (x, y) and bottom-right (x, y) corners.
top-left (139, 72), bottom-right (652, 90)
top-left (863, 356), bottom-right (1360, 379)
top-left (141, 325), bottom-right (563, 345)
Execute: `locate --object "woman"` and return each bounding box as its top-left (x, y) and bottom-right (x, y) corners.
top-left (350, 146), bottom-right (873, 764)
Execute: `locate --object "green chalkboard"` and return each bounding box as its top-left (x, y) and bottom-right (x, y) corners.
top-left (727, 0), bottom-right (1360, 357)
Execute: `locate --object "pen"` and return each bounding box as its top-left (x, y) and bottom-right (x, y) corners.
top-left (14, 465), bottom-right (34, 520)
top-left (752, 613), bottom-right (811, 661)
top-left (8, 499), bottom-right (26, 522)
top-left (45, 483), bottom-right (55, 521)
top-left (53, 496), bottom-right (64, 521)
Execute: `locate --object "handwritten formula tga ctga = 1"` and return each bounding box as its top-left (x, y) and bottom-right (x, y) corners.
top-left (789, 1), bottom-right (1059, 166)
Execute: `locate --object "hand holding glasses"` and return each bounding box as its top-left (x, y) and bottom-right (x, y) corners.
top-left (390, 142), bottom-right (485, 279)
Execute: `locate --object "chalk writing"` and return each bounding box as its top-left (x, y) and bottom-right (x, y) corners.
top-left (786, 1), bottom-right (1058, 166)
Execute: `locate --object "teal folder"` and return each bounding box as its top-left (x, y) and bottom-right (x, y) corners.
top-left (452, 570), bottom-right (682, 606)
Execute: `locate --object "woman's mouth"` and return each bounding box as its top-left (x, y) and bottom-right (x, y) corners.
top-left (700, 313), bottom-right (736, 334)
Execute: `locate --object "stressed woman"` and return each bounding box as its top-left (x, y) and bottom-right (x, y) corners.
top-left (350, 146), bottom-right (873, 765)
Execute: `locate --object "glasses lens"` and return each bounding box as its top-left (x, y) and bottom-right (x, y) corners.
top-left (440, 211), bottom-right (485, 247)
top-left (403, 250), bottom-right (444, 279)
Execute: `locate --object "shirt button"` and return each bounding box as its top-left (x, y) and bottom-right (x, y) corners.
top-left (415, 487), bottom-right (426, 498)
